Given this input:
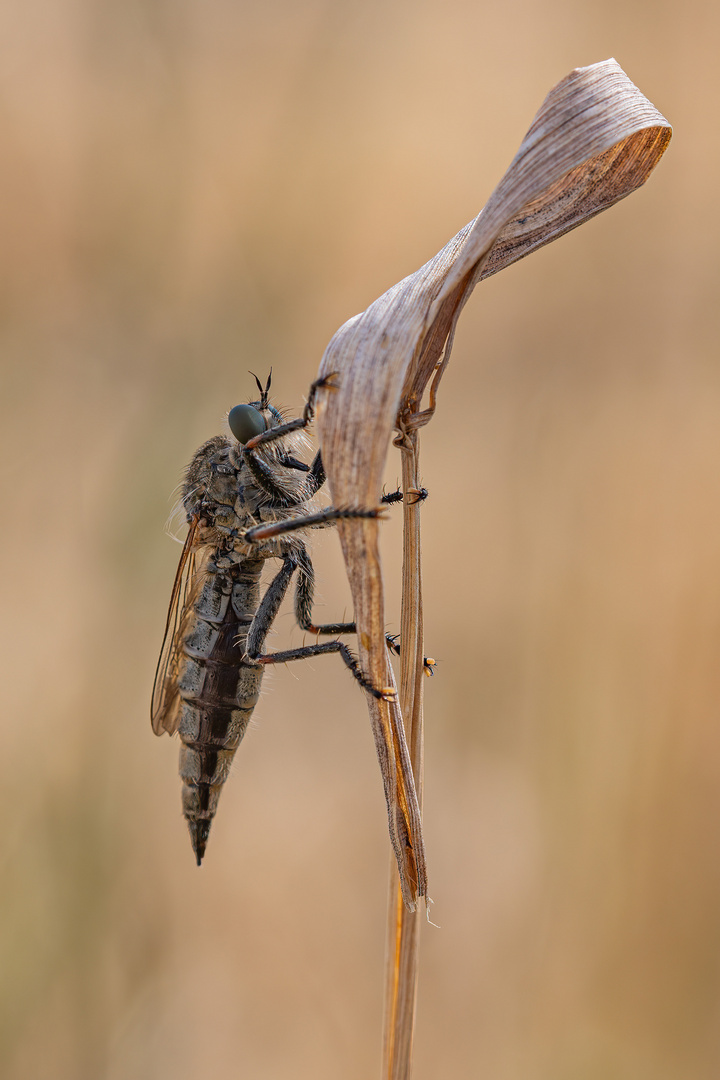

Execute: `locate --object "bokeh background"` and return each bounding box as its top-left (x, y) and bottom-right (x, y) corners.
top-left (1, 1), bottom-right (718, 1077)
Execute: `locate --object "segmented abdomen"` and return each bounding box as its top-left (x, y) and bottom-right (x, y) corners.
top-left (176, 555), bottom-right (264, 864)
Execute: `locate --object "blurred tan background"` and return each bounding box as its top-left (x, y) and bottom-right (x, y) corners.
top-left (1, 1), bottom-right (717, 1077)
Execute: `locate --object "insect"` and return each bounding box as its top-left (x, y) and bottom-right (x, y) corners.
top-left (151, 372), bottom-right (427, 865)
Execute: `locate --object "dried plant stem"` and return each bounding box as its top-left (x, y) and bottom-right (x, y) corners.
top-left (382, 427), bottom-right (425, 1079)
top-left (315, 55), bottom-right (672, 1078)
top-left (317, 61), bottom-right (671, 908)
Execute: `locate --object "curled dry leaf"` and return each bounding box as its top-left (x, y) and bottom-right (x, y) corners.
top-left (314, 58), bottom-right (671, 911)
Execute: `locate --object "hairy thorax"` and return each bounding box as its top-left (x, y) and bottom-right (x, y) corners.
top-left (182, 432), bottom-right (316, 562)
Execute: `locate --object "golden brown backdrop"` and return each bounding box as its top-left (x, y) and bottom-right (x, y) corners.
top-left (1, 2), bottom-right (717, 1077)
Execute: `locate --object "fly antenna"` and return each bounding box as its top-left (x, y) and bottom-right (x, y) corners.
top-left (248, 369), bottom-right (272, 408)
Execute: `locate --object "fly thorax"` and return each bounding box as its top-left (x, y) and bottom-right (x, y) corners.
top-left (235, 485), bottom-right (263, 518)
top-left (211, 504), bottom-right (238, 530)
top-left (205, 468), bottom-right (238, 509)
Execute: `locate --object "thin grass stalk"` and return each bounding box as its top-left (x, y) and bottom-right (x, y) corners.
top-left (382, 427), bottom-right (425, 1079)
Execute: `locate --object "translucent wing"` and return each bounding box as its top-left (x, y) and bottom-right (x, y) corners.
top-left (151, 518), bottom-right (199, 735)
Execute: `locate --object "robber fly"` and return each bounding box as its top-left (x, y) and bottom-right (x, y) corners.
top-left (152, 372), bottom-right (417, 866)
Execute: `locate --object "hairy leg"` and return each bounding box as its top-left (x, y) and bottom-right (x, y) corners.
top-left (244, 553), bottom-right (395, 701)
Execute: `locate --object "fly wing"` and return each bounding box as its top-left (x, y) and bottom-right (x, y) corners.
top-left (151, 519), bottom-right (199, 735)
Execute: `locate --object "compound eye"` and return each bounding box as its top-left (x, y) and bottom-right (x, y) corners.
top-left (228, 404), bottom-right (266, 444)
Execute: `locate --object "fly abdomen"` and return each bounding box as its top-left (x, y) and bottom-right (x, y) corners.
top-left (176, 556), bottom-right (264, 865)
top-left (177, 701), bottom-right (257, 750)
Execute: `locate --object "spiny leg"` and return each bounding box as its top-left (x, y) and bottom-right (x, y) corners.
top-left (245, 555), bottom-right (297, 658)
top-left (250, 639), bottom-right (396, 702)
top-left (243, 452), bottom-right (306, 507)
top-left (244, 446), bottom-right (326, 507)
top-left (244, 553), bottom-right (395, 701)
top-left (243, 373), bottom-right (337, 453)
top-left (242, 468), bottom-right (428, 522)
top-left (242, 498), bottom-right (435, 677)
top-left (242, 370), bottom-right (331, 505)
top-left (294, 544), bottom-right (436, 675)
top-left (294, 544), bottom-right (357, 636)
top-left (241, 369), bottom-right (427, 510)
top-left (293, 542), bottom-right (398, 640)
top-left (246, 442), bottom-right (324, 500)
top-left (212, 505), bottom-right (382, 548)
top-left (242, 504), bottom-right (385, 545)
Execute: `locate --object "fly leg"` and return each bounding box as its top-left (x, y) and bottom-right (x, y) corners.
top-left (243, 373), bottom-right (337, 454)
top-left (212, 505), bottom-right (381, 550)
top-left (244, 555), bottom-right (296, 656)
top-left (245, 553), bottom-right (396, 702)
top-left (243, 448), bottom-right (326, 506)
top-left (250, 640), bottom-right (396, 702)
top-left (241, 375), bottom-right (334, 504)
top-left (244, 500), bottom-right (435, 677)
top-left (293, 544), bottom-right (356, 636)
top-left (242, 504), bottom-right (385, 544)
top-left (293, 543), bottom-right (436, 676)
top-left (305, 448), bottom-right (325, 496)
